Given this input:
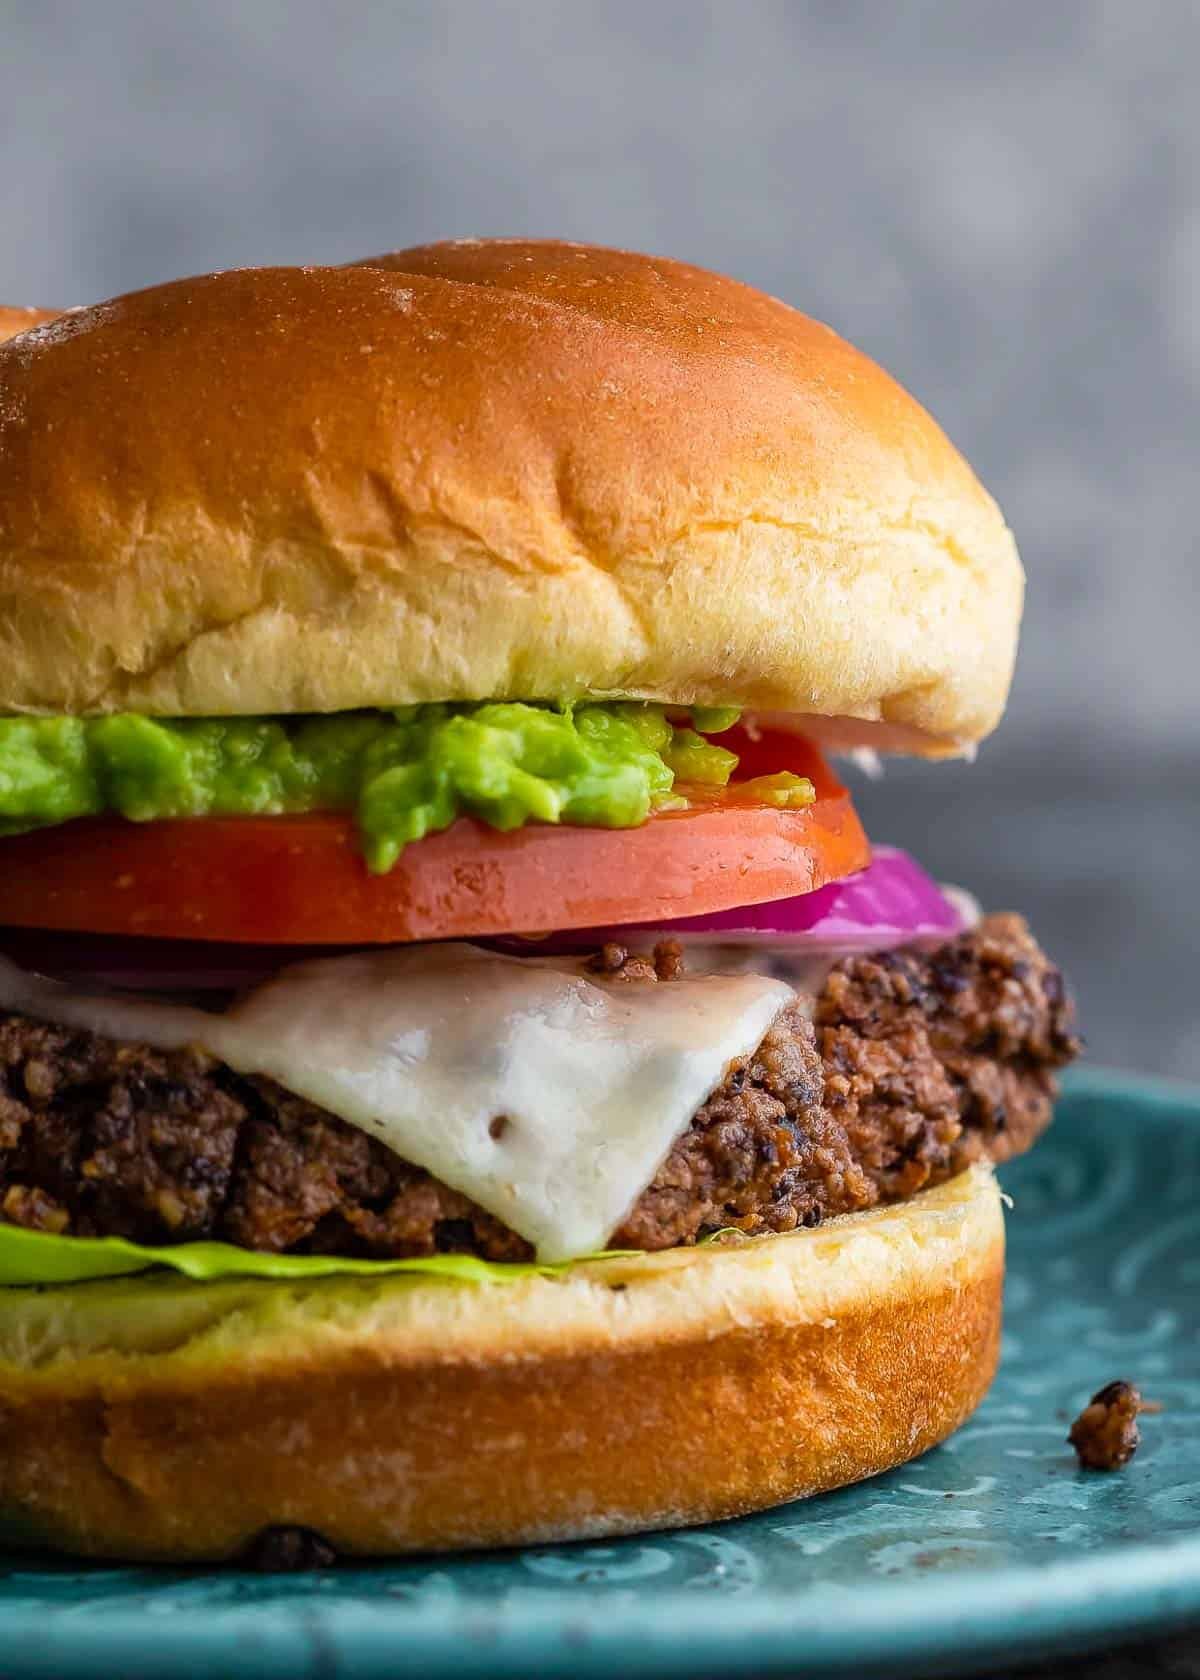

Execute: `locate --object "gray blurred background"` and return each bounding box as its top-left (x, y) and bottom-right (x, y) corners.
top-left (1, 0), bottom-right (1197, 1075)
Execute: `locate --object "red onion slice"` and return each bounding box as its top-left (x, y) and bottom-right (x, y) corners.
top-left (495, 847), bottom-right (968, 954)
top-left (0, 931), bottom-right (332, 995)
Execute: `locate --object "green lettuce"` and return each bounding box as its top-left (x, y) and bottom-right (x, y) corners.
top-left (0, 1221), bottom-right (638, 1288)
top-left (0, 702), bottom-right (742, 872)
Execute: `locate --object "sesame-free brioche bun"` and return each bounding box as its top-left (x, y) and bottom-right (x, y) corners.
top-left (0, 244), bottom-right (1021, 753)
top-left (0, 305), bottom-right (58, 345)
top-left (0, 1165), bottom-right (1002, 1561)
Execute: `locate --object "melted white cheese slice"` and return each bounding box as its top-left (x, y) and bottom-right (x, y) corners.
top-left (0, 947), bottom-right (792, 1261)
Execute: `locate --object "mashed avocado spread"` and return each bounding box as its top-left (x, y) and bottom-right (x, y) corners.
top-left (0, 702), bottom-right (815, 873)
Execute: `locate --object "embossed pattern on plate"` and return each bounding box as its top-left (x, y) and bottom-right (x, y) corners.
top-left (1, 1067), bottom-right (1199, 1679)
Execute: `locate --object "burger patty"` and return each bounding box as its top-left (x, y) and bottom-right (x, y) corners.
top-left (0, 915), bottom-right (1079, 1260)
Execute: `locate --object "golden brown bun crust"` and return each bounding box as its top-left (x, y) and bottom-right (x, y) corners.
top-left (0, 246), bottom-right (1021, 752)
top-left (0, 306), bottom-right (58, 345)
top-left (0, 1167), bottom-right (1002, 1560)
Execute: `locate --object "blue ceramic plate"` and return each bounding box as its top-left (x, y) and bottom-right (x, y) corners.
top-left (1, 1066), bottom-right (1198, 1679)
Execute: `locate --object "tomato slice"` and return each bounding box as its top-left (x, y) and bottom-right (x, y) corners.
top-left (0, 732), bottom-right (869, 945)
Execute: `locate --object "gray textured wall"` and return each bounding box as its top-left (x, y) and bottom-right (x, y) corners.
top-left (2, 0), bottom-right (1197, 1074)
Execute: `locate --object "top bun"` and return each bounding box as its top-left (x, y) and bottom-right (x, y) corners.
top-left (0, 243), bottom-right (1021, 753)
top-left (0, 306), bottom-right (58, 345)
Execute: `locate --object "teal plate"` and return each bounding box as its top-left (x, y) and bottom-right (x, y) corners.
top-left (1, 1066), bottom-right (1198, 1679)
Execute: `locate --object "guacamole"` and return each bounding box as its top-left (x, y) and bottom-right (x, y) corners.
top-left (0, 702), bottom-right (811, 873)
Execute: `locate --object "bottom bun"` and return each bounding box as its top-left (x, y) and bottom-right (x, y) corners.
top-left (0, 1165), bottom-right (1003, 1562)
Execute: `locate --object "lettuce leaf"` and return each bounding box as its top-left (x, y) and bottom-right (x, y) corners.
top-left (0, 1222), bottom-right (637, 1288)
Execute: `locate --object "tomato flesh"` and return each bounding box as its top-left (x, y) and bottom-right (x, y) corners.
top-left (0, 731), bottom-right (870, 945)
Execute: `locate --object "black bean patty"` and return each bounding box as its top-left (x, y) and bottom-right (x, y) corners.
top-left (0, 915), bottom-right (1079, 1259)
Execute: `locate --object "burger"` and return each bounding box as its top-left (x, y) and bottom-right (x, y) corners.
top-left (0, 241), bottom-right (1079, 1562)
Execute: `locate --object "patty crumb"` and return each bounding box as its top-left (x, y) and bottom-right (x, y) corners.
top-left (1068, 1381), bottom-right (1149, 1470)
top-left (241, 1525), bottom-right (338, 1571)
top-left (586, 939), bottom-right (685, 982)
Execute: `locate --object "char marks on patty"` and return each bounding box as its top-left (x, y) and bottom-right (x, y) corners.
top-left (0, 917), bottom-right (1079, 1259)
